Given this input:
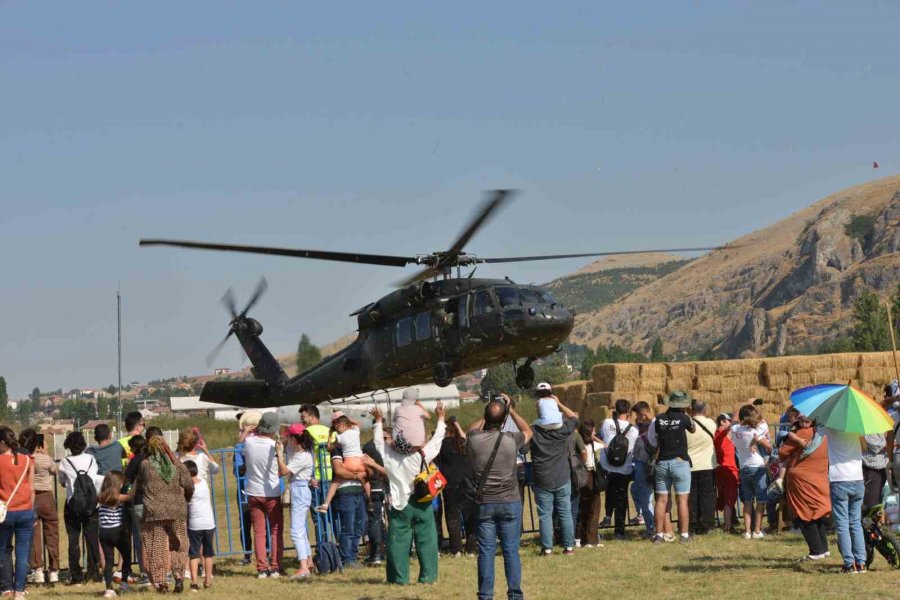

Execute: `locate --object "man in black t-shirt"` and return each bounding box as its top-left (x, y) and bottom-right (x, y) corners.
top-left (529, 395), bottom-right (580, 554)
top-left (647, 391), bottom-right (696, 543)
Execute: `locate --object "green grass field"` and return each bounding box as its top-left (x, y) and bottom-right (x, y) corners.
top-left (32, 530), bottom-right (900, 600)
top-left (37, 402), bottom-right (900, 598)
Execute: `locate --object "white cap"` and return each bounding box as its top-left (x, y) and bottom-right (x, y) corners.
top-left (536, 382), bottom-right (552, 391)
top-left (402, 387), bottom-right (420, 405)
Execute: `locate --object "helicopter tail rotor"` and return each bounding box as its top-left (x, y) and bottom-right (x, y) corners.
top-left (205, 278), bottom-right (268, 367)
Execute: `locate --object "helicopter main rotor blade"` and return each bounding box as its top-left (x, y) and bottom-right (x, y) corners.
top-left (445, 189), bottom-right (514, 258)
top-left (205, 330), bottom-right (234, 367)
top-left (479, 246), bottom-right (729, 264)
top-left (240, 277), bottom-right (268, 317)
top-left (140, 239), bottom-right (415, 268)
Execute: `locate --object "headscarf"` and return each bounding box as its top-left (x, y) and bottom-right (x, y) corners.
top-left (147, 435), bottom-right (175, 483)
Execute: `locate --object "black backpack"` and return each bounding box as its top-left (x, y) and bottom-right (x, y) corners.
top-left (605, 419), bottom-right (633, 468)
top-left (66, 457), bottom-right (98, 519)
top-left (313, 540), bottom-right (342, 574)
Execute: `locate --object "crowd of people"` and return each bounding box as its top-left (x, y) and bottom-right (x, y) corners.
top-left (2, 381), bottom-right (900, 599)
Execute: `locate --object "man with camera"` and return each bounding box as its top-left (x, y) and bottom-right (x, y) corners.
top-left (467, 394), bottom-right (532, 600)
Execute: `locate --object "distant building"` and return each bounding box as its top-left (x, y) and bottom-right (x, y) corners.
top-left (459, 391), bottom-right (480, 403)
top-left (213, 368), bottom-right (231, 376)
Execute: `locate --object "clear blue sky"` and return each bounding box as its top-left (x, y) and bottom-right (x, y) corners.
top-left (2, 2), bottom-right (898, 398)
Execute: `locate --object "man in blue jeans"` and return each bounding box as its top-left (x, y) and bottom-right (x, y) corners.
top-left (468, 395), bottom-right (533, 600)
top-left (528, 395), bottom-right (580, 554)
top-left (331, 449), bottom-right (367, 569)
top-left (647, 391), bottom-right (696, 544)
top-left (824, 426), bottom-right (867, 573)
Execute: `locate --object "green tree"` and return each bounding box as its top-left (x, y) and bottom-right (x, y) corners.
top-left (16, 400), bottom-right (33, 424)
top-left (852, 290), bottom-right (891, 352)
top-left (650, 338), bottom-right (665, 362)
top-left (30, 387), bottom-right (41, 403)
top-left (595, 343), bottom-right (648, 364)
top-left (579, 348), bottom-right (598, 379)
top-left (535, 358), bottom-right (572, 386)
top-left (480, 364), bottom-right (518, 398)
top-left (0, 376), bottom-right (8, 421)
top-left (296, 334), bottom-right (322, 373)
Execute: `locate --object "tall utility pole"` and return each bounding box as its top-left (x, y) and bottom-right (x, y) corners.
top-left (117, 289), bottom-right (123, 436)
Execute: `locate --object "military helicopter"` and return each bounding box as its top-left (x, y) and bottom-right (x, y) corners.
top-left (140, 191), bottom-right (720, 408)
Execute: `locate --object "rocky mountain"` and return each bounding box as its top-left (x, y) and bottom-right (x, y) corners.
top-left (571, 175), bottom-right (900, 357)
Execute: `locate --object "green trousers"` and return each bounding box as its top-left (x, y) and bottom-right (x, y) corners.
top-left (386, 501), bottom-right (439, 584)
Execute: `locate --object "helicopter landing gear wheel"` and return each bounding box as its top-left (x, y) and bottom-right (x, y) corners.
top-left (433, 361), bottom-right (454, 387)
top-left (515, 360), bottom-right (535, 390)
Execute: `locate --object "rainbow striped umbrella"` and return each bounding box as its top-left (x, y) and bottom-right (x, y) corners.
top-left (789, 383), bottom-right (893, 434)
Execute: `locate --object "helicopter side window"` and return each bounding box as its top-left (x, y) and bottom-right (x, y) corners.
top-left (496, 287), bottom-right (522, 308)
top-left (472, 290), bottom-right (495, 317)
top-left (396, 317), bottom-right (414, 347)
top-left (457, 295), bottom-right (469, 329)
top-left (415, 312), bottom-right (431, 341)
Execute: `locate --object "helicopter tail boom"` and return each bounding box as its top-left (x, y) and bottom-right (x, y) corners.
top-left (199, 380), bottom-right (274, 408)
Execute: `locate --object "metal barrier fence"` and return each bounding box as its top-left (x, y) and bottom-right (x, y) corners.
top-left (41, 440), bottom-right (752, 574)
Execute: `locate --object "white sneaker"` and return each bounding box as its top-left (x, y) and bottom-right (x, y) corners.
top-left (113, 571), bottom-right (122, 584)
top-left (752, 531), bottom-right (765, 539)
top-left (268, 572), bottom-right (280, 579)
top-left (48, 571), bottom-right (59, 584)
top-left (257, 573), bottom-right (268, 580)
top-left (574, 539), bottom-right (581, 548)
top-left (743, 532), bottom-right (752, 539)
top-left (103, 590), bottom-right (118, 598)
top-left (34, 570), bottom-right (45, 584)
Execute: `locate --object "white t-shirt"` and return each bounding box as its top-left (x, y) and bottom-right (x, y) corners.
top-left (180, 452), bottom-right (220, 482)
top-left (58, 453), bottom-right (101, 501)
top-left (729, 422), bottom-right (769, 469)
top-left (286, 448), bottom-right (314, 482)
top-left (598, 417), bottom-right (639, 476)
top-left (241, 435), bottom-right (281, 498)
top-left (337, 428), bottom-right (362, 459)
top-left (188, 479), bottom-right (216, 531)
top-left (824, 427), bottom-right (864, 483)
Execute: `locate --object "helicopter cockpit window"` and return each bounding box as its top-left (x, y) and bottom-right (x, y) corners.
top-left (396, 317), bottom-right (414, 347)
top-left (519, 288), bottom-right (542, 304)
top-left (496, 287), bottom-right (521, 308)
top-left (415, 312), bottom-right (431, 341)
top-left (540, 290), bottom-right (559, 305)
top-left (472, 290), bottom-right (495, 317)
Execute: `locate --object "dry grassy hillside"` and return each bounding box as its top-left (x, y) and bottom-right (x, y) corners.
top-left (572, 175), bottom-right (900, 356)
top-left (574, 252), bottom-right (685, 274)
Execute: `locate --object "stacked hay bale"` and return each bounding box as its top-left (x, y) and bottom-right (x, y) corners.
top-left (554, 350), bottom-right (900, 423)
top-left (551, 380), bottom-right (590, 416)
top-left (858, 352), bottom-right (897, 397)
